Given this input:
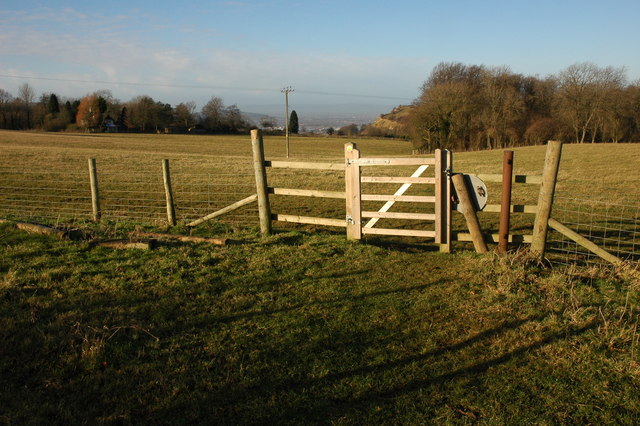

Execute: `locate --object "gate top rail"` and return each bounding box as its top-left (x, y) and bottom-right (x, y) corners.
top-left (348, 157), bottom-right (436, 166)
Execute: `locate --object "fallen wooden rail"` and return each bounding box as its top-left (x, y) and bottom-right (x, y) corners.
top-left (132, 232), bottom-right (228, 246)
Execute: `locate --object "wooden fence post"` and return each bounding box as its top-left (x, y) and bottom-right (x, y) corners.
top-left (498, 150), bottom-right (514, 254)
top-left (251, 129), bottom-right (272, 236)
top-left (345, 143), bottom-right (362, 240)
top-left (452, 173), bottom-right (488, 253)
top-left (435, 149), bottom-right (452, 253)
top-left (531, 140), bottom-right (563, 258)
top-left (88, 158), bottom-right (101, 222)
top-left (162, 159), bottom-right (176, 226)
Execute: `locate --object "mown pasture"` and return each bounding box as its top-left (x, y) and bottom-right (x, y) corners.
top-left (1, 131), bottom-right (640, 423)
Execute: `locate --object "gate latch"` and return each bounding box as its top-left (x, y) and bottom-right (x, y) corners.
top-left (346, 215), bottom-right (354, 224)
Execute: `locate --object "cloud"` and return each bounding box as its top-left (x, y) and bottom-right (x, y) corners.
top-left (0, 6), bottom-right (427, 107)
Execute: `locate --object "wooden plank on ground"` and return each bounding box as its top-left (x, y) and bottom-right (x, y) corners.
top-left (92, 239), bottom-right (156, 250)
top-left (1, 219), bottom-right (68, 239)
top-left (132, 232), bottom-right (228, 246)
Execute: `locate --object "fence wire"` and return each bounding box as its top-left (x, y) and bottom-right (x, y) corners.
top-left (547, 196), bottom-right (639, 266)
top-left (2, 162), bottom-right (639, 269)
top-left (0, 163), bottom-right (259, 227)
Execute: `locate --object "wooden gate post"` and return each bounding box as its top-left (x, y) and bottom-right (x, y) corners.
top-left (162, 159), bottom-right (177, 226)
top-left (435, 149), bottom-right (452, 252)
top-left (88, 158), bottom-right (101, 222)
top-left (531, 140), bottom-right (563, 258)
top-left (498, 150), bottom-right (514, 254)
top-left (345, 143), bottom-right (362, 240)
top-left (251, 129), bottom-right (272, 236)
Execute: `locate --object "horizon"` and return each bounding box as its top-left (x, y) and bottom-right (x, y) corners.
top-left (1, 0), bottom-right (639, 121)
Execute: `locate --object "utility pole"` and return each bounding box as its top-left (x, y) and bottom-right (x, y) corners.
top-left (281, 86), bottom-right (294, 158)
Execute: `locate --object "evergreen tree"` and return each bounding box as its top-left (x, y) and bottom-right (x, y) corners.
top-left (289, 110), bottom-right (299, 134)
top-left (47, 94), bottom-right (60, 115)
top-left (118, 106), bottom-right (128, 128)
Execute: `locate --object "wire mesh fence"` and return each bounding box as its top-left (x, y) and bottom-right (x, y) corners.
top-left (0, 161), bottom-right (259, 227)
top-left (2, 158), bottom-right (639, 270)
top-left (547, 196), bottom-right (640, 266)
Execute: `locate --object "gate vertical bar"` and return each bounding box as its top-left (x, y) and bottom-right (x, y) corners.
top-left (251, 129), bottom-right (272, 236)
top-left (345, 143), bottom-right (362, 240)
top-left (435, 149), bottom-right (452, 252)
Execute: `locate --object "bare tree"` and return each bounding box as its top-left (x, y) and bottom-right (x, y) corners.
top-left (18, 83), bottom-right (35, 129)
top-left (201, 96), bottom-right (225, 131)
top-left (0, 88), bottom-right (13, 129)
top-left (174, 101), bottom-right (197, 130)
top-left (126, 95), bottom-right (157, 132)
top-left (556, 62), bottom-right (626, 143)
top-left (478, 66), bottom-right (525, 149)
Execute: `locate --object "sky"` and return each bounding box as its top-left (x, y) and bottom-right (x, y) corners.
top-left (1, 0), bottom-right (639, 122)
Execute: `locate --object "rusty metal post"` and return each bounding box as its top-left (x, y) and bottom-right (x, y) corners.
top-left (498, 151), bottom-right (513, 254)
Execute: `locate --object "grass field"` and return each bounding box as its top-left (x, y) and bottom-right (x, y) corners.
top-left (1, 131), bottom-right (640, 423)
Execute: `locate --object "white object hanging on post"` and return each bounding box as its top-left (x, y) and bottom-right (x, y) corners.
top-left (364, 165), bottom-right (429, 228)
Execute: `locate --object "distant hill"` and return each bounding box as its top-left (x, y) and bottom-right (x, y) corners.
top-left (362, 105), bottom-right (414, 138)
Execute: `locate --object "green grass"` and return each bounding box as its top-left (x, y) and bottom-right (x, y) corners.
top-left (1, 221), bottom-right (640, 424)
top-left (1, 131), bottom-right (640, 423)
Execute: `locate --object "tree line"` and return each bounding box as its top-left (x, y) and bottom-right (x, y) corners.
top-left (0, 86), bottom-right (251, 133)
top-left (409, 62), bottom-right (640, 152)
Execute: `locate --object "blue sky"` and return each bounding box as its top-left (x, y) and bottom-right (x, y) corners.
top-left (1, 0), bottom-right (639, 118)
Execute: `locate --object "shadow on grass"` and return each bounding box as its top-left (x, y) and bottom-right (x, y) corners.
top-left (211, 279), bottom-right (448, 325)
top-left (207, 313), bottom-right (597, 424)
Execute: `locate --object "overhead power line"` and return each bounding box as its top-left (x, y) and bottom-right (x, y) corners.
top-left (0, 74), bottom-right (412, 101)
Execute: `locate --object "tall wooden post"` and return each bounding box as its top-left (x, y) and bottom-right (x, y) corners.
top-left (162, 159), bottom-right (176, 226)
top-left (435, 149), bottom-right (452, 253)
top-left (345, 143), bottom-right (362, 240)
top-left (88, 158), bottom-right (101, 222)
top-left (251, 129), bottom-right (272, 236)
top-left (531, 140), bottom-right (563, 258)
top-left (452, 173), bottom-right (488, 253)
top-left (498, 151), bottom-right (514, 254)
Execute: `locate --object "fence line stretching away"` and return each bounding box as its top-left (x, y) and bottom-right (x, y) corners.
top-left (0, 162), bottom-right (259, 226)
top-left (1, 134), bottom-right (638, 268)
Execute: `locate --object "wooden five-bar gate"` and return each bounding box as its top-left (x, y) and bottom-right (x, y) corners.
top-left (249, 129), bottom-right (453, 252)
